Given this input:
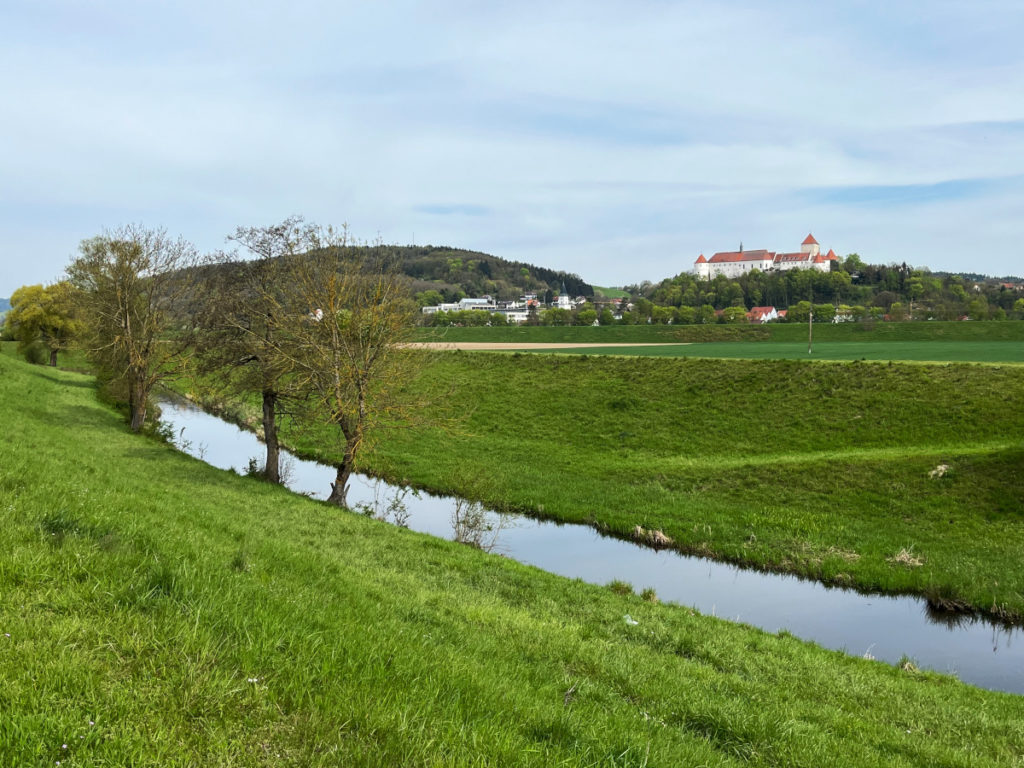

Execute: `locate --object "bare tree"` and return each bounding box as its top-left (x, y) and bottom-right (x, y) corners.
top-left (283, 237), bottom-right (422, 507)
top-left (195, 217), bottom-right (323, 483)
top-left (67, 225), bottom-right (200, 432)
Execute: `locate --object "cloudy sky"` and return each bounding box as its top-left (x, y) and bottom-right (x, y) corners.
top-left (2, 0), bottom-right (1023, 296)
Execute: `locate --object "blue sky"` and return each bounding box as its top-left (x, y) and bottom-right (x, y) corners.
top-left (2, 0), bottom-right (1023, 296)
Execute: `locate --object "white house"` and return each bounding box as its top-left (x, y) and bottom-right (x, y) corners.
top-left (694, 234), bottom-right (838, 279)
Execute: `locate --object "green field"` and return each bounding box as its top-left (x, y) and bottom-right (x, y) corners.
top-left (535, 341), bottom-right (1024, 363)
top-left (416, 320), bottom-right (1024, 345)
top-left (3, 347), bottom-right (1024, 765)
top-left (248, 353), bottom-right (1024, 621)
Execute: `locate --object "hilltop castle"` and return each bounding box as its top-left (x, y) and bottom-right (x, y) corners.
top-left (694, 234), bottom-right (838, 279)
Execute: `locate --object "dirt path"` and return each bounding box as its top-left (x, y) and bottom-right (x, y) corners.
top-left (405, 342), bottom-right (693, 350)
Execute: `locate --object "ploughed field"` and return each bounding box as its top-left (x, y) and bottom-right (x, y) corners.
top-left (3, 348), bottom-right (1024, 765)
top-left (277, 352), bottom-right (1024, 620)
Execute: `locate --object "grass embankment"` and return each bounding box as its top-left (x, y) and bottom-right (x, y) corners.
top-left (537, 340), bottom-right (1023, 363)
top-left (270, 354), bottom-right (1024, 620)
top-left (415, 320), bottom-right (1024, 345)
top-left (3, 356), bottom-right (1024, 765)
top-left (414, 322), bottom-right (1024, 363)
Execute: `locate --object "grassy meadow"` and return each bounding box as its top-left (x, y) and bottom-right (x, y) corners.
top-left (536, 340), bottom-right (1023, 363)
top-left (416, 319), bottom-right (1024, 345)
top-left (257, 352), bottom-right (1024, 620)
top-left (3, 351), bottom-right (1024, 765)
top-left (415, 321), bottom-right (1024, 364)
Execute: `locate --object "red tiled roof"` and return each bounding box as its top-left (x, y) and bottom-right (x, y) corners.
top-left (774, 252), bottom-right (810, 263)
top-left (825, 248), bottom-right (837, 260)
top-left (695, 254), bottom-right (707, 263)
top-left (707, 249), bottom-right (774, 263)
top-left (813, 254), bottom-right (826, 263)
top-left (748, 306), bottom-right (776, 318)
top-left (802, 233), bottom-right (818, 245)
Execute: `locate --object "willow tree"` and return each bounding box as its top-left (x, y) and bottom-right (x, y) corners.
top-left (286, 241), bottom-right (421, 507)
top-left (7, 281), bottom-right (80, 366)
top-left (68, 225), bottom-right (200, 432)
top-left (196, 217), bottom-right (326, 484)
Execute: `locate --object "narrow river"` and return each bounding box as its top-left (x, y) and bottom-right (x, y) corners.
top-left (158, 395), bottom-right (1024, 696)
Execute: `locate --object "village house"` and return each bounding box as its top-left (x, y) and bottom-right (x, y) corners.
top-left (694, 234), bottom-right (838, 279)
top-left (746, 306), bottom-right (779, 323)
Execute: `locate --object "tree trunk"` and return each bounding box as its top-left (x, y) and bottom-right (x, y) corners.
top-left (326, 438), bottom-right (357, 507)
top-left (48, 349), bottom-right (58, 367)
top-left (327, 463), bottom-right (351, 507)
top-left (129, 376), bottom-right (147, 433)
top-left (262, 390), bottom-right (281, 484)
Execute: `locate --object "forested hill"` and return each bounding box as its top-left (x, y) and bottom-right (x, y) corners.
top-left (187, 244), bottom-right (592, 306)
top-left (390, 245), bottom-right (592, 302)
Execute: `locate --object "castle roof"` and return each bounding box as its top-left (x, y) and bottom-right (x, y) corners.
top-left (707, 249), bottom-right (774, 263)
top-left (695, 254), bottom-right (707, 264)
top-left (825, 248), bottom-right (837, 260)
top-left (802, 233), bottom-right (818, 245)
top-left (774, 252), bottom-right (811, 263)
top-left (813, 253), bottom-right (826, 264)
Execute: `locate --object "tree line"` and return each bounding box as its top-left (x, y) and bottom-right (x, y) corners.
top-left (5, 219), bottom-right (422, 507)
top-left (632, 255), bottom-right (1024, 322)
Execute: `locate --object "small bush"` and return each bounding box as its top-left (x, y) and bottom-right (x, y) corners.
top-left (20, 341), bottom-right (46, 365)
top-left (608, 580), bottom-right (633, 596)
top-left (640, 587), bottom-right (659, 603)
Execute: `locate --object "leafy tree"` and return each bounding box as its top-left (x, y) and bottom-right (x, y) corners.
top-left (967, 297), bottom-right (989, 321)
top-left (416, 289), bottom-right (444, 308)
top-left (696, 304), bottom-right (716, 324)
top-left (721, 306), bottom-right (747, 324)
top-left (787, 301), bottom-right (812, 324)
top-left (813, 304), bottom-right (836, 323)
top-left (195, 217), bottom-right (325, 483)
top-left (540, 308), bottom-right (572, 326)
top-left (676, 305), bottom-right (696, 324)
top-left (285, 242), bottom-right (422, 507)
top-left (67, 225), bottom-right (200, 432)
top-left (7, 282), bottom-right (79, 366)
top-left (599, 308), bottom-right (615, 326)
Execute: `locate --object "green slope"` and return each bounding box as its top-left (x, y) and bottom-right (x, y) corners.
top-left (289, 354), bottom-right (1024, 619)
top-left (3, 348), bottom-right (1024, 764)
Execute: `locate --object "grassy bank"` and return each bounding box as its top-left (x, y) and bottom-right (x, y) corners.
top-left (415, 320), bottom-right (1024, 345)
top-left (3, 353), bottom-right (1024, 765)
top-left (262, 354), bottom-right (1024, 620)
top-left (535, 340), bottom-right (1023, 363)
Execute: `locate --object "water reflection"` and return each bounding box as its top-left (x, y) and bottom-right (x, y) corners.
top-left (156, 395), bottom-right (1024, 695)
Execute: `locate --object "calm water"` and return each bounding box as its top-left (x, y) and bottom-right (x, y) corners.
top-left (158, 395), bottom-right (1024, 695)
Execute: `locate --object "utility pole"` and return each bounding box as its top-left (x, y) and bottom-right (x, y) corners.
top-left (808, 286), bottom-right (814, 355)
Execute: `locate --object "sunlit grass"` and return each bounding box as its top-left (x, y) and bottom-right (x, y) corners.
top-left (3, 350), bottom-right (1024, 765)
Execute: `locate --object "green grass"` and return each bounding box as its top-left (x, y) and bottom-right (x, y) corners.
top-left (3, 348), bottom-right (1024, 765)
top-left (256, 353), bottom-right (1024, 620)
top-left (535, 340), bottom-right (1024, 364)
top-left (591, 286), bottom-right (631, 299)
top-left (414, 320), bottom-right (1024, 345)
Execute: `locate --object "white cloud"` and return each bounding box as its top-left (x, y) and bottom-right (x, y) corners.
top-left (2, 0), bottom-right (1023, 294)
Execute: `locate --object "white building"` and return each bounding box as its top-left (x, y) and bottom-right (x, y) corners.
top-left (694, 234), bottom-right (838, 279)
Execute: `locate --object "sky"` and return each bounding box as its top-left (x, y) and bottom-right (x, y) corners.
top-left (2, 0), bottom-right (1023, 296)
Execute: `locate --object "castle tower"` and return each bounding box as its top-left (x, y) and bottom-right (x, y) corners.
top-left (694, 253), bottom-right (710, 279)
top-left (800, 233), bottom-right (820, 256)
